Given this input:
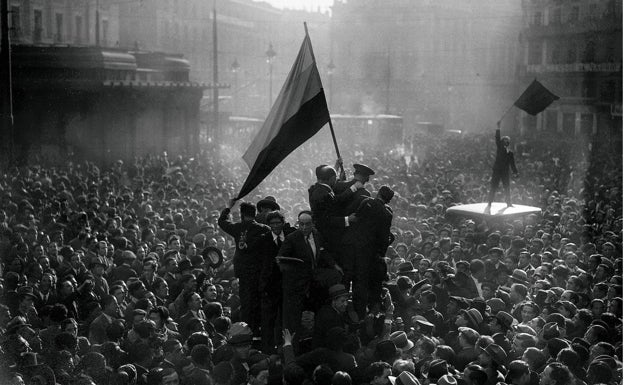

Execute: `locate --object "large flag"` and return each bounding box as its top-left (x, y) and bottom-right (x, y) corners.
top-left (236, 31), bottom-right (330, 200)
top-left (514, 79), bottom-right (560, 116)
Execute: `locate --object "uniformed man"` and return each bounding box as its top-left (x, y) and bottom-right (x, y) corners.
top-left (334, 163), bottom-right (375, 215)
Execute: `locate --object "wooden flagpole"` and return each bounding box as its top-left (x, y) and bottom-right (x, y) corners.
top-left (304, 22), bottom-right (345, 177)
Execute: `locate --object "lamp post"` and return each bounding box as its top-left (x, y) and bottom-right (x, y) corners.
top-left (327, 59), bottom-right (335, 110)
top-left (265, 43), bottom-right (276, 109)
top-left (231, 58), bottom-right (240, 115)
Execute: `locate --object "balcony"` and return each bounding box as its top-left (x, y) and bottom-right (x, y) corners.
top-left (524, 15), bottom-right (621, 37)
top-left (526, 62), bottom-right (622, 74)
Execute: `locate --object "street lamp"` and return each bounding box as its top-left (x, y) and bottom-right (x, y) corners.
top-left (327, 59), bottom-right (335, 110)
top-left (266, 43), bottom-right (276, 108)
top-left (231, 58), bottom-right (240, 115)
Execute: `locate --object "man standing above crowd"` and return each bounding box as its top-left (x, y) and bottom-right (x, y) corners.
top-left (218, 200), bottom-right (270, 337)
top-left (308, 163), bottom-right (361, 255)
top-left (342, 185), bottom-right (395, 318)
top-left (486, 123), bottom-right (519, 209)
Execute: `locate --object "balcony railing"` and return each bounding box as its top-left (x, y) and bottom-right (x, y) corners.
top-left (526, 62), bottom-right (622, 74)
top-left (524, 14), bottom-right (621, 36)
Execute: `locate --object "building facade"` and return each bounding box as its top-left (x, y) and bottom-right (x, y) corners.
top-left (518, 0), bottom-right (622, 139)
top-left (118, 0), bottom-right (330, 118)
top-left (8, 0), bottom-right (119, 46)
top-left (330, 0), bottom-right (523, 133)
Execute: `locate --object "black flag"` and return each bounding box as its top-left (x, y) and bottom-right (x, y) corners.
top-left (513, 79), bottom-right (560, 116)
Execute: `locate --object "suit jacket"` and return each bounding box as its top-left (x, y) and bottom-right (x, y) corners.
top-left (312, 304), bottom-right (348, 347)
top-left (492, 128), bottom-right (518, 176)
top-left (218, 208), bottom-right (270, 276)
top-left (259, 227), bottom-right (296, 296)
top-left (308, 183), bottom-right (354, 239)
top-left (278, 229), bottom-right (335, 274)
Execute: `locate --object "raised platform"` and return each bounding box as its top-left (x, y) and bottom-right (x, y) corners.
top-left (446, 202), bottom-right (542, 220)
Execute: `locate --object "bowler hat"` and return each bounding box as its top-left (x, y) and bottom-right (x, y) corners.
top-left (353, 163), bottom-right (375, 176)
top-left (228, 322), bottom-right (253, 346)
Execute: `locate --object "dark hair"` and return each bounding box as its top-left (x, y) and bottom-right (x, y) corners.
top-left (506, 360), bottom-right (529, 381)
top-left (283, 363), bottom-right (306, 385)
top-left (298, 210), bottom-right (313, 219)
top-left (434, 345), bottom-right (455, 366)
top-left (545, 362), bottom-right (573, 385)
top-left (331, 371), bottom-right (351, 385)
top-left (204, 302), bottom-right (223, 319)
top-left (214, 316), bottom-right (231, 334)
top-left (149, 306), bottom-right (169, 322)
top-left (364, 361), bottom-right (391, 383)
top-left (313, 364), bottom-right (334, 385)
top-left (50, 304), bottom-right (69, 323)
top-left (239, 202), bottom-right (256, 218)
top-left (191, 344), bottom-right (212, 367)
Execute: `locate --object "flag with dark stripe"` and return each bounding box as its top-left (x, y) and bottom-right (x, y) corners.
top-left (514, 79), bottom-right (560, 116)
top-left (237, 33), bottom-right (329, 200)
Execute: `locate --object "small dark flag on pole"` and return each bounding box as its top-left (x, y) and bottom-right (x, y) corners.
top-left (513, 79), bottom-right (560, 116)
top-left (236, 29), bottom-right (330, 200)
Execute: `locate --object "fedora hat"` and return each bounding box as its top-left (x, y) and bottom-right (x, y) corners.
top-left (201, 246), bottom-right (224, 269)
top-left (423, 359), bottom-right (448, 380)
top-left (391, 371), bottom-right (420, 385)
top-left (511, 269), bottom-right (529, 284)
top-left (448, 296), bottom-right (470, 310)
top-left (479, 343), bottom-right (507, 365)
top-left (437, 374), bottom-right (457, 385)
top-left (390, 331), bottom-right (414, 352)
top-left (257, 196), bottom-right (280, 211)
top-left (375, 340), bottom-right (400, 362)
top-left (461, 308), bottom-right (483, 329)
top-left (328, 284), bottom-right (351, 300)
top-left (17, 286), bottom-right (37, 300)
top-left (491, 311), bottom-right (514, 331)
top-left (397, 261), bottom-right (418, 274)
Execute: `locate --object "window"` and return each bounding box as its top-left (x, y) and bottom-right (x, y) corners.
top-left (528, 41), bottom-right (542, 65)
top-left (569, 6), bottom-right (580, 22)
top-left (33, 10), bottom-right (43, 42)
top-left (562, 113), bottom-right (575, 136)
top-left (102, 19), bottom-right (109, 46)
top-left (55, 13), bottom-right (63, 42)
top-left (10, 6), bottom-right (20, 38)
top-left (588, 3), bottom-right (598, 20)
top-left (550, 8), bottom-right (562, 24)
top-left (545, 111), bottom-right (558, 132)
top-left (583, 41), bottom-right (596, 62)
top-left (75, 15), bottom-right (82, 43)
top-left (566, 44), bottom-right (577, 63)
top-left (533, 11), bottom-right (542, 25)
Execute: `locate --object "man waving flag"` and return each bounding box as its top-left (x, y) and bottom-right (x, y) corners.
top-left (237, 25), bottom-right (330, 200)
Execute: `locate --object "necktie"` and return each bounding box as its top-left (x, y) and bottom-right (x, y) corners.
top-left (306, 234), bottom-right (316, 267)
top-left (276, 236), bottom-right (282, 248)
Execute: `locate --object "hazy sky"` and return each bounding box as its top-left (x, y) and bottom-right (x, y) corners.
top-left (255, 0), bottom-right (333, 12)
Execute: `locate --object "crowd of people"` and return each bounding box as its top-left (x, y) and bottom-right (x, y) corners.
top-left (0, 126), bottom-right (621, 385)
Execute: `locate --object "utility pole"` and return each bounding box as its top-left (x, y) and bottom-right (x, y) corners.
top-left (385, 48), bottom-right (391, 114)
top-left (212, 0), bottom-right (219, 145)
top-left (1, 0), bottom-right (14, 167)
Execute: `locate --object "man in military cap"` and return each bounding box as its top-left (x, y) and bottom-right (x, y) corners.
top-left (334, 163), bottom-right (376, 215)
